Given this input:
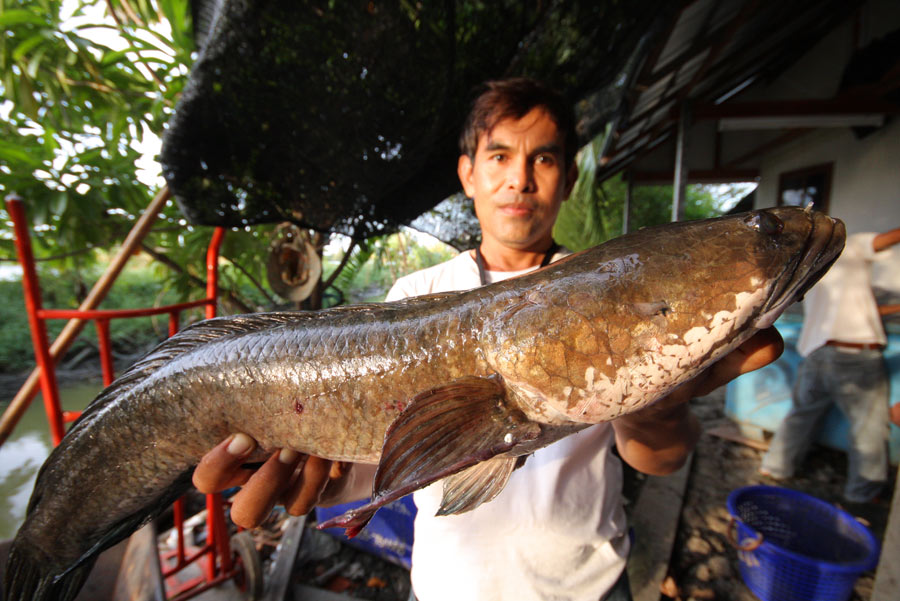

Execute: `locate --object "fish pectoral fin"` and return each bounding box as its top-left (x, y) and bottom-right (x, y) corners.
top-left (437, 455), bottom-right (518, 516)
top-left (374, 375), bottom-right (542, 501)
top-left (315, 375), bottom-right (542, 537)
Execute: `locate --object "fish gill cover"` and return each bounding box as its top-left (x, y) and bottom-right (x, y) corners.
top-left (160, 0), bottom-right (674, 239)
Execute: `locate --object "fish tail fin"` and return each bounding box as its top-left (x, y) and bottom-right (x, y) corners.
top-left (4, 538), bottom-right (93, 601)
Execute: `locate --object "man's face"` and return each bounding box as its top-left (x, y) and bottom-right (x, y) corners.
top-left (458, 108), bottom-right (577, 253)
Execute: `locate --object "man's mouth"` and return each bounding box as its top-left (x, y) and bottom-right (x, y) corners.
top-left (497, 198), bottom-right (536, 217)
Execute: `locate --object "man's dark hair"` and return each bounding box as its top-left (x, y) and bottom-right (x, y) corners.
top-left (459, 77), bottom-right (579, 168)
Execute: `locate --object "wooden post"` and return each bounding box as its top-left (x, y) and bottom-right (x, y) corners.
top-left (0, 187), bottom-right (171, 447)
top-left (624, 170), bottom-right (633, 235)
top-left (672, 102), bottom-right (690, 222)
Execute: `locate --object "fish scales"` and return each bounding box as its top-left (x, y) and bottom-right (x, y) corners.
top-left (151, 304), bottom-right (490, 461)
top-left (5, 207), bottom-right (845, 601)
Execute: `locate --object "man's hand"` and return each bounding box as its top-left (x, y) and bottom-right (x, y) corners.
top-left (612, 327), bottom-right (784, 475)
top-left (193, 434), bottom-right (360, 528)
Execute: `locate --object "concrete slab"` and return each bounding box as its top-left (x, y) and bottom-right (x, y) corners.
top-left (626, 454), bottom-right (693, 601)
top-left (113, 524), bottom-right (165, 601)
top-left (0, 536), bottom-right (128, 601)
top-left (872, 464), bottom-right (900, 601)
top-left (292, 583), bottom-right (365, 600)
top-left (262, 515), bottom-right (306, 601)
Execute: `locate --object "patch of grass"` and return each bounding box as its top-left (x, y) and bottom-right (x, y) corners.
top-left (0, 267), bottom-right (188, 374)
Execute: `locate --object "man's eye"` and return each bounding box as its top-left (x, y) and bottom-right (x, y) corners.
top-left (490, 154), bottom-right (506, 162)
top-left (535, 155), bottom-right (555, 165)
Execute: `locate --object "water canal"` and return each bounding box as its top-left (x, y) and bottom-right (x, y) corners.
top-left (0, 381), bottom-right (101, 540)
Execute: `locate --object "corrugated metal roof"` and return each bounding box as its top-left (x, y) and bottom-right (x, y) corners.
top-left (596, 0), bottom-right (888, 184)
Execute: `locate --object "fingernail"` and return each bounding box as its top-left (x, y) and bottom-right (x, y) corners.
top-left (279, 448), bottom-right (300, 464)
top-left (226, 433), bottom-right (255, 456)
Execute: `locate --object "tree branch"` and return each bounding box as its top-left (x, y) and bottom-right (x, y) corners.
top-left (225, 256), bottom-right (277, 306)
top-left (139, 242), bottom-right (255, 314)
top-left (322, 237), bottom-right (359, 292)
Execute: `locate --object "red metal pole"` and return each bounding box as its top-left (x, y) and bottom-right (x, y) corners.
top-left (203, 227), bottom-right (232, 575)
top-left (6, 195), bottom-right (66, 446)
top-left (204, 493), bottom-right (220, 580)
top-left (173, 497), bottom-right (186, 567)
top-left (169, 312), bottom-right (180, 338)
top-left (95, 318), bottom-right (115, 387)
top-left (205, 227), bottom-right (224, 320)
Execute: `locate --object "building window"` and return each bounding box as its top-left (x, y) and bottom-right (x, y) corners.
top-left (777, 163), bottom-right (832, 213)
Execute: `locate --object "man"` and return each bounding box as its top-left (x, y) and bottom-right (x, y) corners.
top-left (194, 78), bottom-right (782, 600)
top-left (760, 227), bottom-right (900, 503)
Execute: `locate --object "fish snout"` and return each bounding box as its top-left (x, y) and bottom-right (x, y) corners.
top-left (752, 207), bottom-right (846, 328)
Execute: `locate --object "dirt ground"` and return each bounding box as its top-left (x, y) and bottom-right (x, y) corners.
top-left (659, 389), bottom-right (894, 601)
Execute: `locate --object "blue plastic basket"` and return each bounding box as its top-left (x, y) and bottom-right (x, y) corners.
top-left (727, 485), bottom-right (880, 601)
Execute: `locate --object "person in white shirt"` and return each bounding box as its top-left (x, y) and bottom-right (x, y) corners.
top-left (193, 78), bottom-right (783, 600)
top-left (760, 228), bottom-right (900, 503)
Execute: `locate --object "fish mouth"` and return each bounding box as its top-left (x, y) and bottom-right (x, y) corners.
top-left (754, 208), bottom-right (846, 329)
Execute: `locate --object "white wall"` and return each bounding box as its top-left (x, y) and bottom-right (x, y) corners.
top-left (755, 119), bottom-right (900, 232)
top-left (755, 118), bottom-right (900, 292)
top-left (749, 0), bottom-right (900, 293)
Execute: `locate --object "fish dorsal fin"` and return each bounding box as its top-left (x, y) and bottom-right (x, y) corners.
top-left (71, 312), bottom-right (313, 427)
top-left (437, 455), bottom-right (518, 516)
top-left (316, 375), bottom-right (542, 536)
top-left (74, 298), bottom-right (463, 430)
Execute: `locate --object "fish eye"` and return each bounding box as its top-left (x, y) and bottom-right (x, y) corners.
top-left (744, 212), bottom-right (783, 235)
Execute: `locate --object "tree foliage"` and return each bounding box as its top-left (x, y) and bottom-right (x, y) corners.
top-left (1, 0), bottom-right (189, 243)
top-left (0, 0), bottom-right (286, 312)
top-left (554, 140), bottom-right (736, 252)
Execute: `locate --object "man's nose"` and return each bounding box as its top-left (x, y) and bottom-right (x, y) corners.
top-left (506, 159), bottom-right (535, 193)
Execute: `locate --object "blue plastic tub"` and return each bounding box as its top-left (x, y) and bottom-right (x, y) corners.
top-left (727, 486), bottom-right (880, 601)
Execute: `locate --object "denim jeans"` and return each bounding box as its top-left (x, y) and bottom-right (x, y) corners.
top-left (760, 345), bottom-right (890, 502)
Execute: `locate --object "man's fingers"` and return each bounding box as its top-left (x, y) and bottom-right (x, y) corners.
top-left (230, 449), bottom-right (306, 528)
top-left (193, 433), bottom-right (258, 493)
top-left (694, 327), bottom-right (784, 397)
top-left (282, 456), bottom-right (335, 517)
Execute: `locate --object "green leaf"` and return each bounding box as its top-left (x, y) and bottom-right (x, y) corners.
top-left (158, 0), bottom-right (194, 53)
top-left (99, 48), bottom-right (131, 67)
top-left (12, 32), bottom-right (48, 61)
top-left (0, 140), bottom-right (42, 167)
top-left (50, 190), bottom-right (68, 215)
top-left (25, 45), bottom-right (48, 79)
top-left (0, 10), bottom-right (47, 28)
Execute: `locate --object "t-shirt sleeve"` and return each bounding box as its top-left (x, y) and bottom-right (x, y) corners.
top-left (385, 274), bottom-right (420, 302)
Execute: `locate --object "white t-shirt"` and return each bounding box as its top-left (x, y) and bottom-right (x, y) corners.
top-left (385, 250), bottom-right (629, 601)
top-left (797, 232), bottom-right (885, 357)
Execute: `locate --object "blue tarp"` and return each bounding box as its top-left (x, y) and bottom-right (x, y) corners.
top-left (725, 318), bottom-right (900, 464)
top-left (316, 496), bottom-right (417, 570)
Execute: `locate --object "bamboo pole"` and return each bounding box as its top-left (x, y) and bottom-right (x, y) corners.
top-left (0, 186), bottom-right (172, 447)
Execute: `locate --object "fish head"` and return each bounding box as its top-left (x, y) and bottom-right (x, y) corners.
top-left (486, 206), bottom-right (845, 424)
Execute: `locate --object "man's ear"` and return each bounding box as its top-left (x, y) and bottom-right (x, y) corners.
top-left (564, 162), bottom-right (579, 198)
top-left (458, 154), bottom-right (476, 198)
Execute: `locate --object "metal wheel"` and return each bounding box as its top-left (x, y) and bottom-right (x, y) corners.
top-left (230, 530), bottom-right (264, 600)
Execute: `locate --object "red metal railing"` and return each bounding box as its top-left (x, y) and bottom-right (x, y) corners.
top-left (5, 195), bottom-right (243, 600)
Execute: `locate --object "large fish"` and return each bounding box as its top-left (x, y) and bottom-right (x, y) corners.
top-left (5, 207), bottom-right (843, 601)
